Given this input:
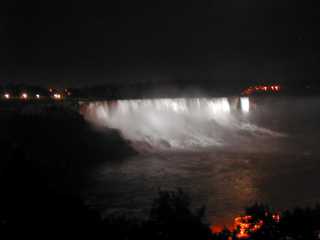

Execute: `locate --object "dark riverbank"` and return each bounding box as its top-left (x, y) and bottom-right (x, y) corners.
top-left (0, 104), bottom-right (136, 196)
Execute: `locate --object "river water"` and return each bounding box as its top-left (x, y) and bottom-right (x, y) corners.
top-left (81, 96), bottom-right (320, 226)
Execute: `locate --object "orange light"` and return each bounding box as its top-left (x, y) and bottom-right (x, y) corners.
top-left (210, 225), bottom-right (223, 233)
top-left (244, 84), bottom-right (282, 95)
top-left (237, 229), bottom-right (250, 239)
top-left (233, 215), bottom-right (265, 239)
top-left (4, 93), bottom-right (10, 99)
top-left (53, 93), bottom-right (62, 100)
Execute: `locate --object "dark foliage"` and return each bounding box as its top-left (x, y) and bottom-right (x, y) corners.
top-left (145, 189), bottom-right (212, 240)
top-left (213, 203), bottom-right (320, 240)
top-left (279, 206), bottom-right (320, 240)
top-left (244, 203), bottom-right (281, 240)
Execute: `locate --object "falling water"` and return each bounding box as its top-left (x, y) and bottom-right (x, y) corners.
top-left (81, 97), bottom-right (284, 150)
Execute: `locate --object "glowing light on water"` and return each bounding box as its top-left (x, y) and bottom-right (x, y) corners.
top-left (240, 97), bottom-right (250, 113)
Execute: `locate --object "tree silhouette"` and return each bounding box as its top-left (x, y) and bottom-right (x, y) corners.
top-left (146, 189), bottom-right (212, 240)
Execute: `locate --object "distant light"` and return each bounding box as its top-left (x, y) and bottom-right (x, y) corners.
top-left (4, 93), bottom-right (10, 99)
top-left (36, 94), bottom-right (40, 99)
top-left (240, 97), bottom-right (250, 113)
top-left (49, 88), bottom-right (53, 92)
top-left (53, 93), bottom-right (62, 99)
top-left (272, 213), bottom-right (280, 223)
top-left (21, 93), bottom-right (28, 99)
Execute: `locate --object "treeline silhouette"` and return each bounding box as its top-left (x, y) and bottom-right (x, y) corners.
top-left (0, 82), bottom-right (241, 100)
top-left (0, 107), bottom-right (320, 239)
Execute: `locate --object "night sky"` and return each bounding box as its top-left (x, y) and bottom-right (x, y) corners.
top-left (0, 0), bottom-right (319, 87)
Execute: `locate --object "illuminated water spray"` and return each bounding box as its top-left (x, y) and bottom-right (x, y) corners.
top-left (81, 97), bottom-right (282, 150)
top-left (240, 97), bottom-right (250, 113)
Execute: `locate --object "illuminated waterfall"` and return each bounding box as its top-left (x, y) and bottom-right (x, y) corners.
top-left (81, 97), bottom-right (282, 150)
top-left (240, 97), bottom-right (250, 113)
